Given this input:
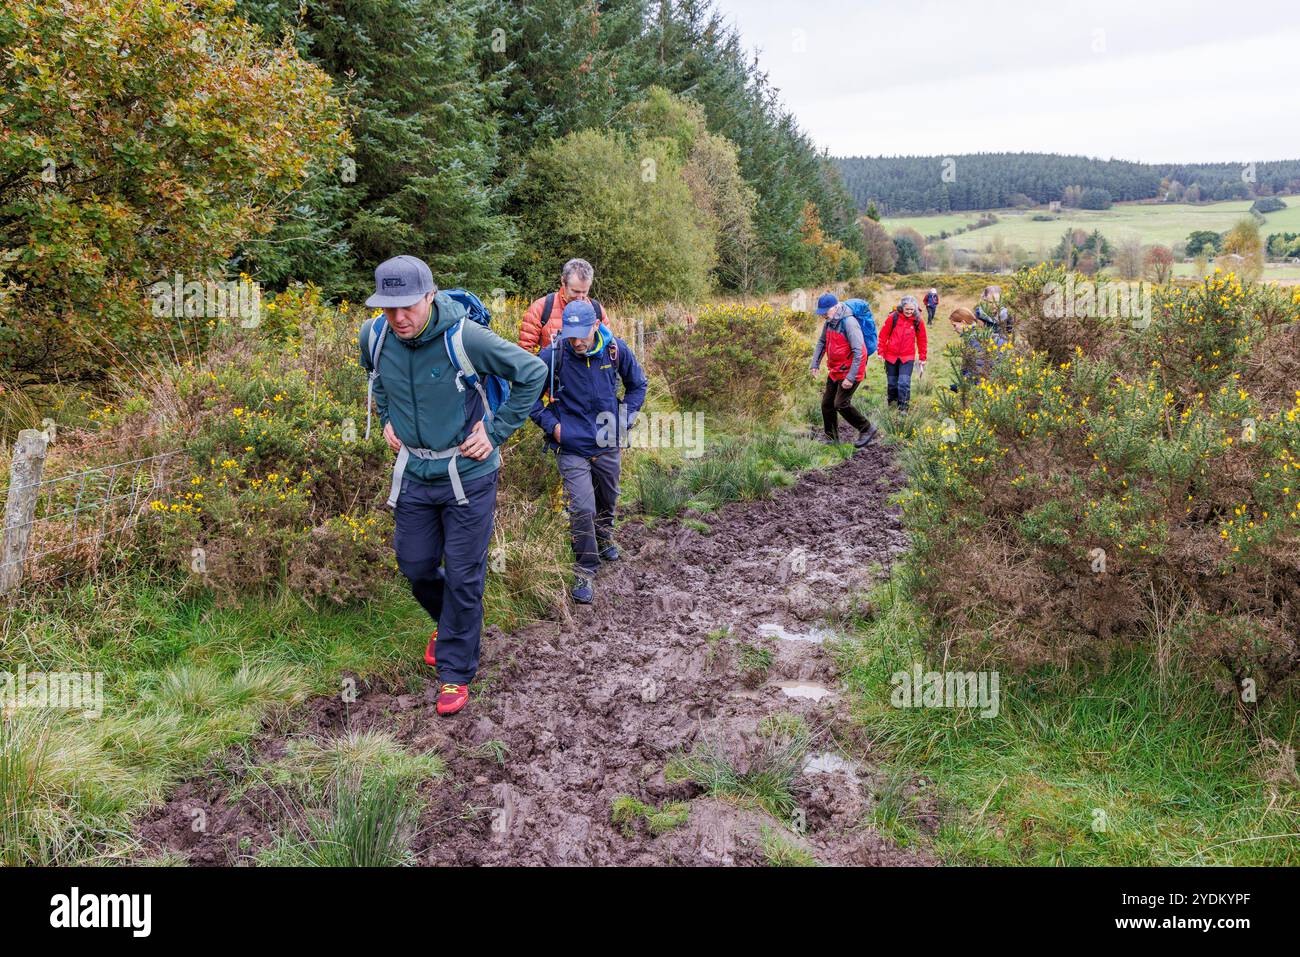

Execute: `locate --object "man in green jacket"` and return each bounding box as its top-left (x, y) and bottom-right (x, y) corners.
top-left (360, 255), bottom-right (546, 716)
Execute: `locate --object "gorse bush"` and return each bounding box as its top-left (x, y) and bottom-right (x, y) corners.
top-left (649, 303), bottom-right (809, 415)
top-left (132, 285), bottom-right (396, 602)
top-left (905, 265), bottom-right (1300, 698)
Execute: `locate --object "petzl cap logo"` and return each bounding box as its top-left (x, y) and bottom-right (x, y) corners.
top-left (366, 255), bottom-right (436, 308)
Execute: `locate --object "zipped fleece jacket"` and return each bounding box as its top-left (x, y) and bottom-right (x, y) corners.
top-left (360, 292), bottom-right (547, 486)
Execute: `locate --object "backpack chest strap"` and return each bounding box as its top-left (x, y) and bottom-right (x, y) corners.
top-left (388, 444), bottom-right (470, 508)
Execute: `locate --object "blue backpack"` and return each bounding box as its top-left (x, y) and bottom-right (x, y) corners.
top-left (363, 289), bottom-right (510, 441)
top-left (842, 298), bottom-right (878, 357)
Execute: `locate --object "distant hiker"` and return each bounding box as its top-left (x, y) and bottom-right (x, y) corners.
top-left (360, 255), bottom-right (547, 717)
top-left (924, 287), bottom-right (939, 322)
top-left (518, 258), bottom-right (610, 353)
top-left (809, 292), bottom-right (878, 448)
top-left (878, 294), bottom-right (928, 414)
top-left (531, 300), bottom-right (647, 604)
top-left (974, 284), bottom-right (1011, 337)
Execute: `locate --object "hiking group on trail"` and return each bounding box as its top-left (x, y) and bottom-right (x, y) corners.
top-left (359, 253), bottom-right (1006, 717)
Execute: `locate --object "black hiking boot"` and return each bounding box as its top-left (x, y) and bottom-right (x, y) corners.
top-left (854, 424), bottom-right (878, 448)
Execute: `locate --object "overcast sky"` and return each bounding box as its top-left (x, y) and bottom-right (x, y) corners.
top-left (709, 0), bottom-right (1297, 163)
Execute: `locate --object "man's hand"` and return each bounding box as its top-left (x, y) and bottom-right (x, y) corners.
top-left (810, 366), bottom-right (822, 379)
top-left (552, 424), bottom-right (562, 444)
top-left (916, 360), bottom-right (926, 379)
top-left (459, 420), bottom-right (493, 461)
top-left (383, 421), bottom-right (401, 454)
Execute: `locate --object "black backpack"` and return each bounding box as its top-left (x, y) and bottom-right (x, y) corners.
top-left (884, 308), bottom-right (921, 342)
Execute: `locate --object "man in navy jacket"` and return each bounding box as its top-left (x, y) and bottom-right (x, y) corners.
top-left (531, 300), bottom-right (648, 604)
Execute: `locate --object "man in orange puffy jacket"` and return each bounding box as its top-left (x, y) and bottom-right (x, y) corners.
top-left (878, 295), bottom-right (928, 414)
top-left (518, 258), bottom-right (609, 353)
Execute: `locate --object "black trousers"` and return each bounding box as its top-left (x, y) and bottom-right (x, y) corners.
top-left (820, 376), bottom-right (870, 437)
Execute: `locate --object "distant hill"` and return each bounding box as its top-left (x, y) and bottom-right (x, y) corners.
top-left (835, 152), bottom-right (1300, 215)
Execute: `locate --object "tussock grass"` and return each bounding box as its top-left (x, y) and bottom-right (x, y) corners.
top-left (268, 730), bottom-right (444, 797)
top-left (737, 640), bottom-right (774, 687)
top-left (632, 429), bottom-right (847, 520)
top-left (257, 775), bottom-right (417, 867)
top-left (665, 726), bottom-right (811, 822)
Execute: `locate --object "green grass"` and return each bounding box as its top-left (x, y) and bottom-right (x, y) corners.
top-left (758, 712), bottom-right (808, 740)
top-left (0, 567), bottom-right (434, 863)
top-left (261, 729), bottom-right (444, 798)
top-left (737, 640), bottom-right (774, 685)
top-left (610, 795), bottom-right (690, 837)
top-left (1170, 261), bottom-right (1300, 282)
top-left (632, 430), bottom-right (845, 519)
top-left (834, 578), bottom-right (1300, 866)
top-left (760, 824), bottom-right (818, 867)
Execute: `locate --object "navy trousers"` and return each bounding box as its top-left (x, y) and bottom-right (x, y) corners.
top-left (392, 470), bottom-right (498, 685)
top-left (885, 359), bottom-right (915, 412)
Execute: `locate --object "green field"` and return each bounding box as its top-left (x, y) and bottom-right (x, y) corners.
top-left (883, 200), bottom-right (1300, 258)
top-left (1170, 261), bottom-right (1300, 282)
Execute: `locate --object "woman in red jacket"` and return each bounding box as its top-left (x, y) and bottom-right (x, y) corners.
top-left (878, 295), bottom-right (927, 413)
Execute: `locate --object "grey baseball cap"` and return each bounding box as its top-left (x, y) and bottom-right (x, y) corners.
top-left (365, 255), bottom-right (436, 308)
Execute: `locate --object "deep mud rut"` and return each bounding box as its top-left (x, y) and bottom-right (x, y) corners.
top-left (137, 432), bottom-right (936, 866)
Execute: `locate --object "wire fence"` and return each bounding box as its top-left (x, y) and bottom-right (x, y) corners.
top-left (1, 429), bottom-right (183, 596)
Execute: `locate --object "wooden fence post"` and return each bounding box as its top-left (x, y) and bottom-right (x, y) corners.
top-left (1, 429), bottom-right (49, 597)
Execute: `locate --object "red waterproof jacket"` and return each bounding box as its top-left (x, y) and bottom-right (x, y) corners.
top-left (878, 309), bottom-right (928, 364)
top-left (825, 323), bottom-right (867, 382)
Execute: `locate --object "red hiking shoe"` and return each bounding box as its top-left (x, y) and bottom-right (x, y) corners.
top-left (424, 629), bottom-right (437, 668)
top-left (436, 683), bottom-right (469, 716)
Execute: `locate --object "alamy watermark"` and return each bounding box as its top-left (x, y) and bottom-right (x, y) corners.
top-left (1041, 276), bottom-right (1152, 328)
top-left (890, 666), bottom-right (1000, 718)
top-left (149, 273), bottom-right (262, 328)
top-left (596, 406), bottom-right (705, 458)
top-left (1, 665), bottom-right (104, 719)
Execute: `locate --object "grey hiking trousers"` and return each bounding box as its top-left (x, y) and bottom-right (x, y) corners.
top-left (557, 450), bottom-right (621, 578)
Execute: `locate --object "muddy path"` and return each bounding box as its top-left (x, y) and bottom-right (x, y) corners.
top-left (137, 433), bottom-right (935, 866)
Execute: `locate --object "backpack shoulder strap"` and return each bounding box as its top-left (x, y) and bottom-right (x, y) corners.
top-left (446, 318), bottom-right (495, 427)
top-left (540, 292), bottom-right (556, 346)
top-left (593, 300), bottom-right (605, 325)
top-left (363, 316), bottom-right (389, 441)
top-left (365, 316), bottom-right (388, 372)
